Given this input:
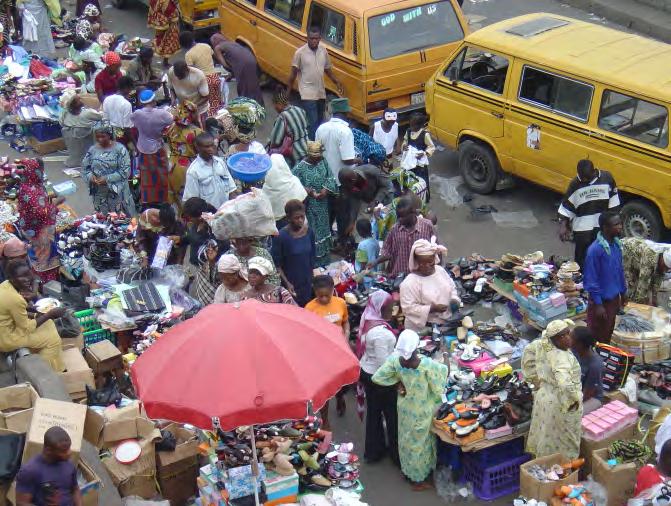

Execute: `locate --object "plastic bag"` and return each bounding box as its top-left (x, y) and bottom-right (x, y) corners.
top-left (435, 466), bottom-right (474, 503)
top-left (152, 264), bottom-right (189, 289)
top-left (54, 311), bottom-right (81, 338)
top-left (400, 145), bottom-right (429, 170)
top-left (155, 429), bottom-right (177, 452)
top-left (207, 188), bottom-right (278, 240)
top-left (580, 477), bottom-right (608, 506)
top-left (169, 287), bottom-right (201, 314)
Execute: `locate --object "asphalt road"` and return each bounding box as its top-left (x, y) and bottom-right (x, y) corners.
top-left (2, 0), bottom-right (631, 504)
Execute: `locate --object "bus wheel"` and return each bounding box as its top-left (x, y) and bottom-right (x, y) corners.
top-left (621, 200), bottom-right (662, 241)
top-left (459, 140), bottom-right (499, 194)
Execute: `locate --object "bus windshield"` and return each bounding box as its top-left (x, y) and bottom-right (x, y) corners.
top-left (368, 1), bottom-right (464, 60)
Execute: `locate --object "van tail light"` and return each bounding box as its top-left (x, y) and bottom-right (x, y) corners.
top-left (366, 100), bottom-right (388, 114)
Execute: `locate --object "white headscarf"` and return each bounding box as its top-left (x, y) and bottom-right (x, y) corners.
top-left (262, 154), bottom-right (308, 220)
top-left (247, 256), bottom-right (274, 277)
top-left (217, 254), bottom-right (247, 280)
top-left (408, 236), bottom-right (447, 272)
top-left (395, 329), bottom-right (420, 360)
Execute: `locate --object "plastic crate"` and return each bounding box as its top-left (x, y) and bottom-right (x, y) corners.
top-left (74, 309), bottom-right (100, 332)
top-left (83, 328), bottom-right (116, 346)
top-left (30, 121), bottom-right (62, 142)
top-left (463, 453), bottom-right (531, 501)
top-left (465, 436), bottom-right (524, 467)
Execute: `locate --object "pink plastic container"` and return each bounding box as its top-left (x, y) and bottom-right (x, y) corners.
top-left (457, 351), bottom-right (494, 377)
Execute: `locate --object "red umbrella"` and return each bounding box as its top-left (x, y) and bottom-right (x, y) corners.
top-left (131, 300), bottom-right (361, 430)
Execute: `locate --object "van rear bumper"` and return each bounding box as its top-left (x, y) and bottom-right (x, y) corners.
top-left (364, 102), bottom-right (426, 126)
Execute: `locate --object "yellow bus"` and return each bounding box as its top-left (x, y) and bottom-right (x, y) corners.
top-left (426, 13), bottom-right (671, 239)
top-left (220, 0), bottom-right (469, 124)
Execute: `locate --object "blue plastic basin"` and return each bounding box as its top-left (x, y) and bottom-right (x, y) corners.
top-left (227, 152), bottom-right (272, 183)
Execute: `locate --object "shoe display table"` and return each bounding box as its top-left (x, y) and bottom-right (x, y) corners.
top-left (431, 426), bottom-right (527, 452)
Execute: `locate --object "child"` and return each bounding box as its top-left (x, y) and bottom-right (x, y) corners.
top-left (355, 218), bottom-right (379, 273)
top-left (370, 108), bottom-right (400, 158)
top-left (305, 275), bottom-right (350, 428)
top-left (402, 112), bottom-right (435, 202)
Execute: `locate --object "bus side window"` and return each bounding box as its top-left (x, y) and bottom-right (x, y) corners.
top-left (309, 3), bottom-right (345, 48)
top-left (265, 0), bottom-right (306, 26)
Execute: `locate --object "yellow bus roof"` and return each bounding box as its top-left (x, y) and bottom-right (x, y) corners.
top-left (326, 0), bottom-right (447, 17)
top-left (466, 13), bottom-right (671, 103)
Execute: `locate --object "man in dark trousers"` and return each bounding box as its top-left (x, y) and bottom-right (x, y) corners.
top-left (583, 211), bottom-right (627, 344)
top-left (558, 159), bottom-right (620, 268)
top-left (16, 426), bottom-right (82, 506)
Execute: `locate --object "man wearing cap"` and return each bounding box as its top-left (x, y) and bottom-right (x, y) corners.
top-left (94, 51), bottom-right (123, 103)
top-left (621, 238), bottom-right (671, 306)
top-left (287, 26), bottom-right (345, 140)
top-left (131, 89), bottom-right (174, 207)
top-left (315, 98), bottom-right (357, 181)
top-left (168, 60), bottom-right (209, 127)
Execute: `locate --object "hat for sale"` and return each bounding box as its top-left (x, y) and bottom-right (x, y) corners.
top-left (330, 98), bottom-right (351, 114)
top-left (138, 89), bottom-right (156, 104)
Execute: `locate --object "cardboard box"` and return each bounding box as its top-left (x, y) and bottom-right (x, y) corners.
top-left (159, 461), bottom-right (199, 506)
top-left (79, 459), bottom-right (102, 506)
top-left (62, 333), bottom-right (84, 351)
top-left (520, 454), bottom-right (579, 504)
top-left (116, 474), bottom-right (158, 499)
top-left (263, 470), bottom-right (299, 502)
top-left (26, 136), bottom-right (66, 155)
top-left (83, 402), bottom-right (142, 448)
top-left (23, 398), bottom-right (87, 464)
top-left (60, 348), bottom-right (95, 401)
top-left (0, 384), bottom-right (39, 433)
top-left (84, 340), bottom-right (123, 375)
top-left (157, 423), bottom-right (199, 469)
top-left (580, 421), bottom-right (636, 475)
top-left (592, 448), bottom-right (638, 506)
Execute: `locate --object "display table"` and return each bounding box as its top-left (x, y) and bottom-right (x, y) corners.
top-left (431, 426), bottom-right (527, 452)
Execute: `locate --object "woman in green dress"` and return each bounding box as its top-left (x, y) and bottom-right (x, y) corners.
top-left (373, 329), bottom-right (448, 490)
top-left (292, 141), bottom-right (338, 267)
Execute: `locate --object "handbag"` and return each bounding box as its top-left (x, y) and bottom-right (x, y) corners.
top-left (268, 115), bottom-right (294, 157)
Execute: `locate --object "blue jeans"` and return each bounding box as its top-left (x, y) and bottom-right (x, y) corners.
top-left (302, 99), bottom-right (325, 140)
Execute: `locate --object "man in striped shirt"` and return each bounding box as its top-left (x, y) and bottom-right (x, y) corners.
top-left (558, 159), bottom-right (620, 268)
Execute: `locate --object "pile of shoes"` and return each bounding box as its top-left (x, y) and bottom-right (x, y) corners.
top-left (433, 402), bottom-right (482, 438)
top-left (446, 255), bottom-right (502, 305)
top-left (524, 459), bottom-right (584, 482)
top-left (551, 482), bottom-right (592, 506)
top-left (472, 321), bottom-right (521, 344)
top-left (632, 360), bottom-right (671, 400)
top-left (502, 380), bottom-right (534, 427)
top-left (495, 253), bottom-right (524, 282)
top-left (556, 261), bottom-right (581, 297)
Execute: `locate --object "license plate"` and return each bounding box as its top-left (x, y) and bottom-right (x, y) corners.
top-left (411, 92), bottom-right (425, 105)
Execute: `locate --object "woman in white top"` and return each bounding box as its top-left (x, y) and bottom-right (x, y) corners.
top-left (358, 289), bottom-right (399, 465)
top-left (370, 108), bottom-right (400, 157)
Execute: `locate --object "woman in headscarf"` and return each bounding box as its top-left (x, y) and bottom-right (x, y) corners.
top-left (373, 329), bottom-right (448, 490)
top-left (95, 52), bottom-right (123, 102)
top-left (147, 0), bottom-right (180, 67)
top-left (358, 289), bottom-right (398, 465)
top-left (243, 256), bottom-right (296, 305)
top-left (271, 199), bottom-right (315, 307)
top-left (399, 237), bottom-right (461, 332)
top-left (225, 97), bottom-right (267, 156)
top-left (224, 237), bottom-right (280, 286)
top-left (135, 205), bottom-right (187, 267)
top-left (166, 101), bottom-right (203, 209)
top-left (82, 122), bottom-right (136, 216)
top-left (16, 159), bottom-right (60, 282)
top-left (214, 254), bottom-right (249, 304)
top-left (263, 154), bottom-right (307, 229)
top-left (59, 90), bottom-right (103, 169)
top-left (268, 87), bottom-right (309, 167)
top-left (17, 0), bottom-right (59, 57)
top-left (525, 319), bottom-right (582, 459)
top-left (292, 140), bottom-right (338, 267)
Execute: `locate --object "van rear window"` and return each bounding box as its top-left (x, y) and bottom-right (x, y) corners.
top-left (598, 90), bottom-right (669, 148)
top-left (367, 1), bottom-right (463, 60)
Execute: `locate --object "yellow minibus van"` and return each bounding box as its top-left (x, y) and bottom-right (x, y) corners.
top-left (426, 13), bottom-right (671, 240)
top-left (220, 0), bottom-right (469, 124)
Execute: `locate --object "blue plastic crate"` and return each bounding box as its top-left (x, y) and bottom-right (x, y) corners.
top-left (464, 437), bottom-right (524, 467)
top-left (463, 452), bottom-right (531, 501)
top-left (30, 121), bottom-right (62, 142)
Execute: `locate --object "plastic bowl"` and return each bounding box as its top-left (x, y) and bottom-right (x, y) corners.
top-left (227, 152), bottom-right (272, 183)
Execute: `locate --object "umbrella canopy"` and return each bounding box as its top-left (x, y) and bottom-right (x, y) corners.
top-left (131, 300), bottom-right (361, 429)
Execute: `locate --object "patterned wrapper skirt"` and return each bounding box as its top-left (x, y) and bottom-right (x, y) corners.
top-left (138, 148), bottom-right (169, 204)
top-left (207, 73), bottom-right (222, 117)
top-left (154, 23), bottom-right (180, 58)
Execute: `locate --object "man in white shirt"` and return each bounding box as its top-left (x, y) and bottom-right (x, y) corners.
top-left (315, 98), bottom-right (357, 181)
top-left (167, 60), bottom-right (209, 126)
top-left (183, 132), bottom-right (236, 209)
top-left (102, 75), bottom-right (134, 130)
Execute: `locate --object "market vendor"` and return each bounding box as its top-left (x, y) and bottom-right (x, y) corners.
top-left (135, 205), bottom-right (186, 267)
top-left (243, 257), bottom-right (296, 305)
top-left (399, 237), bottom-right (460, 332)
top-left (621, 238), bottom-right (671, 305)
top-left (59, 89), bottom-right (103, 169)
top-left (125, 47), bottom-right (166, 99)
top-left (571, 326), bottom-right (604, 414)
top-left (526, 319), bottom-right (583, 459)
top-left (372, 329), bottom-right (448, 490)
top-left (95, 51), bottom-right (123, 103)
top-left (0, 260), bottom-right (66, 372)
top-left (213, 254), bottom-right (249, 304)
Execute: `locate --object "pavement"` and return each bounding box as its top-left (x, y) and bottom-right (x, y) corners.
top-left (0, 0), bottom-right (657, 504)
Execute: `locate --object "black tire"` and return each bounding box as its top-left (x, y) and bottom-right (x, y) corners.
top-left (458, 140), bottom-right (500, 194)
top-left (621, 200), bottom-right (663, 241)
top-left (112, 0), bottom-right (127, 9)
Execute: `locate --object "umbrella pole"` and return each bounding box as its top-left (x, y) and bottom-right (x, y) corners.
top-left (250, 426), bottom-right (261, 506)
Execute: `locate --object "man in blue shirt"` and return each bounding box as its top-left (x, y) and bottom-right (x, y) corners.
top-left (583, 211), bottom-right (627, 344)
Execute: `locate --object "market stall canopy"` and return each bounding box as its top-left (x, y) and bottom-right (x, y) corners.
top-left (130, 300), bottom-right (360, 429)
